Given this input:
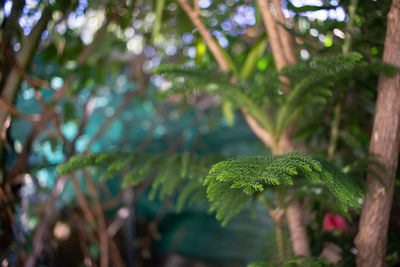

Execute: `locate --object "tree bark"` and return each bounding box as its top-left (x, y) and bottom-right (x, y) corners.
top-left (355, 1), bottom-right (400, 266)
top-left (256, 0), bottom-right (288, 71)
top-left (286, 198), bottom-right (310, 257)
top-left (257, 0), bottom-right (311, 257)
top-left (270, 0), bottom-right (297, 66)
top-left (179, 0), bottom-right (310, 258)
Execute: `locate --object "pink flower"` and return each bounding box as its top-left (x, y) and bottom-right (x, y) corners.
top-left (323, 213), bottom-right (347, 231)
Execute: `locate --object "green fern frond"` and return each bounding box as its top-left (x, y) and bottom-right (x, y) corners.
top-left (275, 52), bottom-right (364, 136)
top-left (204, 153), bottom-right (321, 225)
top-left (155, 64), bottom-right (275, 133)
top-left (205, 153), bottom-right (362, 225)
top-left (56, 151), bottom-right (123, 174)
top-left (57, 150), bottom-right (219, 210)
top-left (247, 256), bottom-right (329, 267)
top-left (154, 64), bottom-right (233, 94)
top-left (281, 52), bottom-right (363, 88)
top-left (317, 158), bottom-right (364, 214)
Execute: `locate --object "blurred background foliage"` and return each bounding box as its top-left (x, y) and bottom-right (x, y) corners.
top-left (0, 0), bottom-right (399, 266)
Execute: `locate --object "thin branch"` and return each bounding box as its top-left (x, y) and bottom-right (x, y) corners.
top-left (83, 78), bottom-right (147, 154)
top-left (328, 103), bottom-right (341, 160)
top-left (0, 10), bottom-right (50, 141)
top-left (328, 0), bottom-right (358, 160)
top-left (257, 0), bottom-right (311, 259)
top-left (0, 97), bottom-right (40, 123)
top-left (270, 0), bottom-right (297, 65)
top-left (2, 43), bottom-right (50, 89)
top-left (5, 19), bottom-right (111, 182)
top-left (256, 0), bottom-right (288, 71)
top-left (68, 94), bottom-right (96, 157)
top-left (1, 115), bottom-right (11, 148)
top-left (177, 0), bottom-right (275, 149)
top-left (242, 108), bottom-right (275, 149)
top-left (71, 173), bottom-right (98, 228)
top-left (34, 89), bottom-right (50, 113)
top-left (22, 18), bottom-right (120, 267)
top-left (82, 168), bottom-right (109, 267)
top-left (177, 0), bottom-right (230, 71)
top-left (68, 208), bottom-right (97, 242)
top-left (24, 176), bottom-right (69, 267)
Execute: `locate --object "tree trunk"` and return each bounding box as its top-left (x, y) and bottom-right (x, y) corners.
top-left (285, 198), bottom-right (310, 257)
top-left (179, 0), bottom-right (311, 258)
top-left (257, 0), bottom-right (311, 257)
top-left (355, 1), bottom-right (400, 266)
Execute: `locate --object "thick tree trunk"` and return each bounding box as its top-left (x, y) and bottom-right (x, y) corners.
top-left (355, 1), bottom-right (400, 266)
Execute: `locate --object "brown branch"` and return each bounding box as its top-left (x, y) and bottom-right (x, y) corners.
top-left (83, 168), bottom-right (126, 266)
top-left (82, 168), bottom-right (109, 267)
top-left (1, 10), bottom-right (49, 100)
top-left (5, 19), bottom-right (111, 182)
top-left (78, 234), bottom-right (96, 267)
top-left (257, 0), bottom-right (311, 258)
top-left (52, 112), bottom-right (73, 149)
top-left (0, 0), bottom-right (24, 51)
top-left (72, 173), bottom-right (125, 267)
top-left (24, 176), bottom-right (69, 267)
top-left (109, 240), bottom-right (125, 267)
top-left (34, 89), bottom-right (50, 114)
top-left (0, 10), bottom-right (50, 144)
top-left (177, 0), bottom-right (230, 71)
top-left (1, 115), bottom-right (11, 150)
top-left (22, 18), bottom-right (119, 267)
top-left (68, 208), bottom-right (97, 242)
top-left (242, 108), bottom-right (275, 149)
top-left (83, 79), bottom-right (147, 154)
top-left (286, 197), bottom-right (310, 257)
top-left (270, 0), bottom-right (297, 65)
top-left (68, 208), bottom-right (98, 266)
top-left (327, 104), bottom-right (341, 160)
top-left (194, 0), bottom-right (200, 15)
top-left (2, 43), bottom-right (50, 89)
top-left (102, 191), bottom-right (125, 211)
top-left (68, 94), bottom-right (96, 157)
top-left (0, 186), bottom-right (18, 238)
top-left (0, 97), bottom-right (40, 123)
top-left (177, 0), bottom-right (275, 150)
top-left (256, 0), bottom-right (288, 71)
top-left (71, 173), bottom-right (98, 228)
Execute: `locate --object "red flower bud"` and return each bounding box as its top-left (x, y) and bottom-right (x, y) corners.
top-left (323, 213), bottom-right (346, 231)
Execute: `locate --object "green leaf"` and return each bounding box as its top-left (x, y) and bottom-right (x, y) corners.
top-left (195, 38), bottom-right (207, 65)
top-left (63, 100), bottom-right (77, 123)
top-left (215, 40), bottom-right (238, 76)
top-left (205, 153), bottom-right (363, 225)
top-left (222, 100), bottom-right (235, 126)
top-left (152, 0), bottom-right (166, 42)
top-left (240, 34), bottom-right (267, 79)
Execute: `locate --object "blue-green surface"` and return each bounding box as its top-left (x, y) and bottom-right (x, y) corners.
top-left (10, 69), bottom-right (275, 265)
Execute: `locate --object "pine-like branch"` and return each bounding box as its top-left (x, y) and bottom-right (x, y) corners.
top-left (204, 153), bottom-right (363, 226)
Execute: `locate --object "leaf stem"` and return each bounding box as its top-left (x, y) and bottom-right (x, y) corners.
top-left (259, 193), bottom-right (275, 211)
